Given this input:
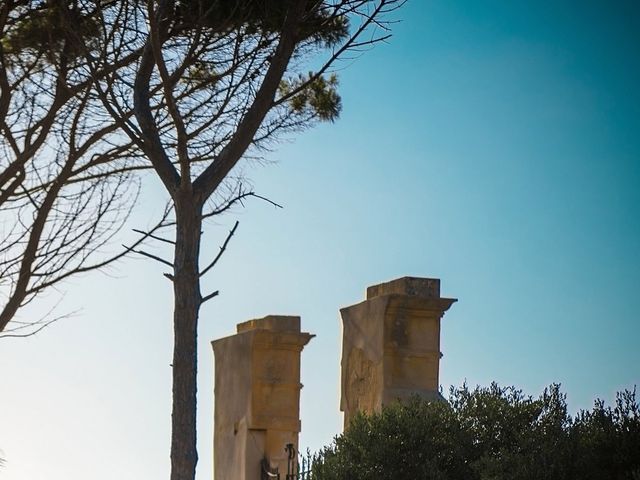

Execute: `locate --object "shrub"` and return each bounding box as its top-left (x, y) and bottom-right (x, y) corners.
top-left (311, 384), bottom-right (640, 480)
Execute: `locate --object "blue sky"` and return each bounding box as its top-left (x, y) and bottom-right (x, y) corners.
top-left (1, 1), bottom-right (638, 479)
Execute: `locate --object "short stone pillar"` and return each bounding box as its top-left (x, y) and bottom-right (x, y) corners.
top-left (340, 277), bottom-right (457, 428)
top-left (212, 315), bottom-right (314, 480)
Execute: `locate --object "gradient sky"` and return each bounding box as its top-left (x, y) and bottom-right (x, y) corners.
top-left (1, 1), bottom-right (639, 479)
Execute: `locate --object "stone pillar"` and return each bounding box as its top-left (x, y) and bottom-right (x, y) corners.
top-left (212, 315), bottom-right (314, 480)
top-left (340, 277), bottom-right (456, 428)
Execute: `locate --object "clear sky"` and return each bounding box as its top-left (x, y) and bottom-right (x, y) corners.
top-left (1, 1), bottom-right (639, 479)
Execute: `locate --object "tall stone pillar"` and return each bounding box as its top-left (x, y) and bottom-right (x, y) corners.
top-left (212, 315), bottom-right (314, 480)
top-left (340, 277), bottom-right (456, 428)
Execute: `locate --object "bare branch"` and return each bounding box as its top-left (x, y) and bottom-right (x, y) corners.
top-left (200, 290), bottom-right (219, 304)
top-left (0, 314), bottom-right (64, 339)
top-left (203, 189), bottom-right (283, 219)
top-left (122, 245), bottom-right (174, 268)
top-left (132, 228), bottom-right (176, 245)
top-left (193, 1), bottom-right (309, 201)
top-left (200, 220), bottom-right (239, 278)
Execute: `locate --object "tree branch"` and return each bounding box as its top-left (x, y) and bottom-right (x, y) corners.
top-left (122, 244), bottom-right (174, 268)
top-left (193, 2), bottom-right (309, 201)
top-left (132, 228), bottom-right (176, 245)
top-left (200, 220), bottom-right (239, 278)
top-left (200, 290), bottom-right (219, 304)
top-left (132, 1), bottom-right (181, 194)
top-left (202, 190), bottom-right (282, 219)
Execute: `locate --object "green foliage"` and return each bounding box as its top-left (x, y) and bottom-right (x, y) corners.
top-left (3, 0), bottom-right (349, 63)
top-left (311, 384), bottom-right (640, 480)
top-left (279, 73), bottom-right (341, 122)
top-left (175, 0), bottom-right (349, 45)
top-left (313, 396), bottom-right (465, 480)
top-left (2, 0), bottom-right (99, 62)
top-left (572, 390), bottom-right (640, 480)
top-left (183, 61), bottom-right (220, 87)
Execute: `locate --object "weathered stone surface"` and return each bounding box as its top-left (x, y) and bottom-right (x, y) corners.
top-left (236, 315), bottom-right (301, 333)
top-left (366, 276), bottom-right (440, 299)
top-left (212, 315), bottom-right (313, 480)
top-left (341, 277), bottom-right (456, 428)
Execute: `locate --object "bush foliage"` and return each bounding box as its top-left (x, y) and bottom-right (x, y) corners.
top-left (312, 384), bottom-right (640, 480)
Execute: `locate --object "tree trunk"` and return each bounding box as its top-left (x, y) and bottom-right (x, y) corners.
top-left (170, 194), bottom-right (203, 480)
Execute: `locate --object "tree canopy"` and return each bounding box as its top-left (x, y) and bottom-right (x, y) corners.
top-left (1, 2), bottom-right (404, 479)
top-left (311, 384), bottom-right (640, 480)
top-left (0, 0), bottom-right (399, 335)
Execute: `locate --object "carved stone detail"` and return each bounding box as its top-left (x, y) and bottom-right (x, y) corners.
top-left (340, 277), bottom-right (456, 428)
top-left (212, 316), bottom-right (313, 480)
